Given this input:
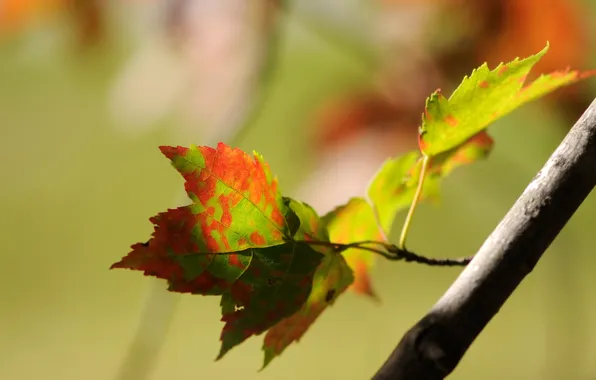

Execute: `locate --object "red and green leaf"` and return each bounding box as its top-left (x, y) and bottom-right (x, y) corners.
top-left (110, 210), bottom-right (324, 357)
top-left (160, 143), bottom-right (295, 251)
top-left (111, 144), bottom-right (329, 360)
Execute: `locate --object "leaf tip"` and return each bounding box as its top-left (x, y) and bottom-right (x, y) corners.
top-left (158, 145), bottom-right (185, 160)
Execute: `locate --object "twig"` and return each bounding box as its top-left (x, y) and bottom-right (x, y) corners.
top-left (389, 247), bottom-right (473, 267)
top-left (372, 98), bottom-right (596, 379)
top-left (301, 240), bottom-right (471, 267)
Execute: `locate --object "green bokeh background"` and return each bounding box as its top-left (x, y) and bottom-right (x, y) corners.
top-left (1, 8), bottom-right (596, 380)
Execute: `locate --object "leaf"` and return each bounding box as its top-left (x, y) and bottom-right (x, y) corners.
top-left (159, 143), bottom-right (296, 251)
top-left (508, 68), bottom-right (596, 115)
top-left (253, 197), bottom-right (355, 368)
top-left (418, 44), bottom-right (549, 157)
top-left (110, 212), bottom-right (322, 361)
top-left (261, 252), bottom-right (353, 368)
top-left (323, 197), bottom-right (383, 298)
top-left (284, 197), bottom-right (329, 242)
top-left (111, 143), bottom-right (329, 360)
top-left (217, 242), bottom-right (323, 359)
top-left (428, 131), bottom-right (495, 178)
top-left (367, 151), bottom-right (423, 236)
top-left (366, 130), bottom-right (493, 244)
top-left (216, 198), bottom-right (334, 358)
top-left (111, 208), bottom-right (324, 360)
top-left (419, 43), bottom-right (596, 157)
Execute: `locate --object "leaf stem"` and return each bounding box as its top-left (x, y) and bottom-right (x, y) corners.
top-left (300, 239), bottom-right (471, 267)
top-left (398, 155), bottom-right (430, 250)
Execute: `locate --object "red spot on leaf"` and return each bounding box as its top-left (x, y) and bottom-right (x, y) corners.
top-left (418, 134), bottom-right (427, 152)
top-left (445, 115), bottom-right (458, 127)
top-left (250, 232), bottom-right (266, 245)
top-left (479, 80), bottom-right (489, 88)
top-left (228, 253), bottom-right (245, 269)
top-left (498, 66), bottom-right (509, 75)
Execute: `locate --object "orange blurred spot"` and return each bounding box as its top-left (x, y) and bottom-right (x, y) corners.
top-left (0, 0), bottom-right (65, 34)
top-left (481, 0), bottom-right (587, 76)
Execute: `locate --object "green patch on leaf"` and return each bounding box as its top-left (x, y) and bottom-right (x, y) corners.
top-left (367, 151), bottom-right (424, 236)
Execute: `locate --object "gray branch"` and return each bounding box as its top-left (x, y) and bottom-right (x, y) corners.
top-left (373, 98), bottom-right (596, 380)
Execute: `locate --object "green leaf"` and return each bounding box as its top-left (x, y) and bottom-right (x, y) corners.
top-left (419, 43), bottom-right (596, 157)
top-left (366, 132), bottom-right (493, 247)
top-left (418, 44), bottom-right (551, 156)
top-left (261, 252), bottom-right (353, 368)
top-left (284, 197), bottom-right (329, 242)
top-left (323, 197), bottom-right (383, 298)
top-left (367, 151), bottom-right (423, 236)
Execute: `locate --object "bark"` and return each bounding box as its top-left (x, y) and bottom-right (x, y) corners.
top-left (373, 98), bottom-right (596, 380)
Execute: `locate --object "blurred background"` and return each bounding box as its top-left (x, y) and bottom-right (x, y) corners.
top-left (2, 0), bottom-right (596, 379)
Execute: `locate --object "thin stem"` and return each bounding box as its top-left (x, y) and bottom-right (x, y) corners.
top-left (296, 239), bottom-right (471, 267)
top-left (399, 155), bottom-right (430, 250)
top-left (386, 246), bottom-right (473, 267)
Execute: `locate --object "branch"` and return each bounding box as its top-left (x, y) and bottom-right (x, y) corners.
top-left (372, 98), bottom-right (596, 380)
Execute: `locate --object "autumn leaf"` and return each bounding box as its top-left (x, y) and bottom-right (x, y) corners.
top-left (251, 197), bottom-right (356, 367)
top-left (217, 198), bottom-right (334, 358)
top-left (159, 143), bottom-right (296, 251)
top-left (322, 197), bottom-right (383, 298)
top-left (419, 43), bottom-right (595, 157)
top-left (111, 144), bottom-right (330, 359)
top-left (217, 242), bottom-right (323, 359)
top-left (111, 215), bottom-right (323, 358)
top-left (261, 251), bottom-right (353, 368)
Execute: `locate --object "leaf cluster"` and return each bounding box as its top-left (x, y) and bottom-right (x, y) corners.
top-left (111, 43), bottom-right (595, 368)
